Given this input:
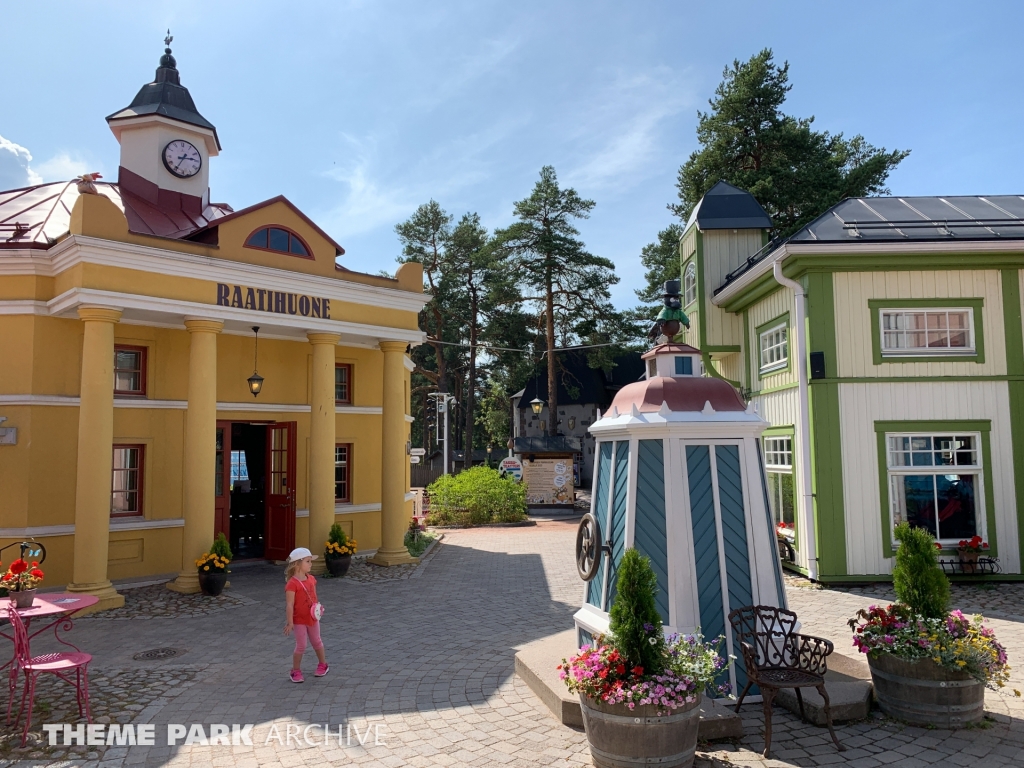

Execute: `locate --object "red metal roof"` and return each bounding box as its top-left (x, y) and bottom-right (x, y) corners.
top-left (0, 175), bottom-right (232, 249)
top-left (610, 376), bottom-right (746, 413)
top-left (641, 342), bottom-right (702, 360)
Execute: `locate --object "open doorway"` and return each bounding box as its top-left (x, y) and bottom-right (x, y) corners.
top-left (215, 420), bottom-right (297, 562)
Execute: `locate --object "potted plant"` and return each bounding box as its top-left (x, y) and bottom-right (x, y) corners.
top-left (957, 535), bottom-right (989, 574)
top-left (1, 559), bottom-right (45, 609)
top-left (195, 533), bottom-right (232, 596)
top-left (849, 523), bottom-right (1017, 727)
top-left (559, 550), bottom-right (728, 768)
top-left (324, 523), bottom-right (356, 577)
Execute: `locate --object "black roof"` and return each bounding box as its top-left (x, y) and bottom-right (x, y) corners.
top-left (107, 45), bottom-right (221, 149)
top-left (789, 195), bottom-right (1024, 242)
top-left (514, 436), bottom-right (582, 454)
top-left (517, 351), bottom-right (644, 409)
top-left (685, 180), bottom-right (773, 231)
top-left (717, 193), bottom-right (1024, 294)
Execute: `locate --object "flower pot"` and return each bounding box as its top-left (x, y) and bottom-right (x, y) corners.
top-left (9, 589), bottom-right (36, 609)
top-left (867, 653), bottom-right (984, 728)
top-left (579, 693), bottom-right (701, 768)
top-left (198, 572), bottom-right (227, 597)
top-left (326, 554), bottom-right (352, 578)
top-left (959, 551), bottom-right (980, 574)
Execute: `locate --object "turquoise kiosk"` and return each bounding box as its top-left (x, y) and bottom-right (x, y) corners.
top-left (573, 295), bottom-right (787, 696)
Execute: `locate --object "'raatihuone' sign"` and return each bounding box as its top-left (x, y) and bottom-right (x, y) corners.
top-left (216, 283), bottom-right (331, 319)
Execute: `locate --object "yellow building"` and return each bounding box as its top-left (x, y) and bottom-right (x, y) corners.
top-left (0, 42), bottom-right (425, 609)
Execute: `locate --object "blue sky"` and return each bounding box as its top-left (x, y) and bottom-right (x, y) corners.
top-left (2, 1), bottom-right (1021, 308)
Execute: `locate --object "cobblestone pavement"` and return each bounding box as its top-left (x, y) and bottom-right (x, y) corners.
top-left (0, 524), bottom-right (1022, 767)
top-left (82, 584), bottom-right (255, 620)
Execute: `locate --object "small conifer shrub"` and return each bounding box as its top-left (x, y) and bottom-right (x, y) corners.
top-left (608, 549), bottom-right (665, 674)
top-left (892, 522), bottom-right (950, 619)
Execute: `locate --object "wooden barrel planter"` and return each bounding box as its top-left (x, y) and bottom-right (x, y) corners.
top-left (580, 694), bottom-right (701, 768)
top-left (868, 653), bottom-right (984, 728)
top-left (326, 554), bottom-right (352, 578)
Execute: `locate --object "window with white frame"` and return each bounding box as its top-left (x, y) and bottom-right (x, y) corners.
top-left (759, 323), bottom-right (788, 373)
top-left (763, 436), bottom-right (795, 533)
top-left (886, 433), bottom-right (982, 545)
top-left (683, 262), bottom-right (697, 306)
top-left (880, 309), bottom-right (974, 355)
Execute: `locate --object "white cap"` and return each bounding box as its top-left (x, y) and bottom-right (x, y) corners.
top-left (287, 547), bottom-right (317, 562)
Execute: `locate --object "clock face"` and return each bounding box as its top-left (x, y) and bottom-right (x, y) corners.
top-left (162, 140), bottom-right (202, 178)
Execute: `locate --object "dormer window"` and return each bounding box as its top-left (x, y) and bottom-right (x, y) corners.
top-left (674, 356), bottom-right (693, 375)
top-left (245, 226), bottom-right (312, 258)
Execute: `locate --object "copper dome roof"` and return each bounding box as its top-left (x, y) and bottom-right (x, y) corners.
top-left (609, 375), bottom-right (745, 414)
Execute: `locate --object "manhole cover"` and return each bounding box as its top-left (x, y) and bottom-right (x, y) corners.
top-left (133, 647), bottom-right (185, 661)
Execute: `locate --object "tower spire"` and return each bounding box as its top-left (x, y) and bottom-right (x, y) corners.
top-left (156, 28), bottom-right (179, 84)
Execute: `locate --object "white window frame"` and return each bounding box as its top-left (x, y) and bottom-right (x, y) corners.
top-left (885, 431), bottom-right (985, 547)
top-left (879, 308), bottom-right (975, 357)
top-left (759, 322), bottom-right (788, 374)
top-left (763, 436), bottom-right (795, 535)
top-left (683, 262), bottom-right (697, 306)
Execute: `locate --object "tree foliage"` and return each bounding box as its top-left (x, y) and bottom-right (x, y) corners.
top-left (671, 49), bottom-right (910, 237)
top-left (494, 166), bottom-right (620, 435)
top-left (609, 549), bottom-right (665, 674)
top-left (425, 466), bottom-right (527, 526)
top-left (892, 522), bottom-right (950, 619)
top-left (635, 222), bottom-right (685, 307)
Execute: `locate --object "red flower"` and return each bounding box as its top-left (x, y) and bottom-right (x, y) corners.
top-left (30, 569), bottom-right (43, 579)
top-left (8, 559), bottom-right (27, 575)
top-left (632, 666), bottom-right (644, 676)
top-left (934, 543), bottom-right (942, 550)
top-left (598, 669), bottom-right (608, 679)
top-left (31, 561), bottom-right (38, 567)
top-left (616, 664), bottom-right (625, 675)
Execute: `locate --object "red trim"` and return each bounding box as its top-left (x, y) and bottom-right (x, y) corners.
top-left (243, 225), bottom-right (315, 260)
top-left (334, 363), bottom-right (353, 405)
top-left (189, 195), bottom-right (346, 255)
top-left (335, 443), bottom-right (352, 503)
top-left (113, 344), bottom-right (148, 397)
top-left (111, 444), bottom-right (145, 517)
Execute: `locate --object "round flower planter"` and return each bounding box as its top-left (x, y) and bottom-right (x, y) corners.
top-left (198, 572), bottom-right (227, 597)
top-left (326, 554), bottom-right (352, 578)
top-left (868, 653), bottom-right (984, 728)
top-left (959, 551), bottom-right (980, 574)
top-left (9, 589), bottom-right (36, 609)
top-left (579, 693), bottom-right (701, 768)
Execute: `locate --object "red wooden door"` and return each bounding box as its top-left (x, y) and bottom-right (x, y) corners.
top-left (214, 421), bottom-right (232, 538)
top-left (265, 421), bottom-right (297, 561)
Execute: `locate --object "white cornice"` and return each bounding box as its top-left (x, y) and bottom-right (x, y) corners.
top-left (296, 503), bottom-right (382, 518)
top-left (3, 235), bottom-right (428, 314)
top-left (43, 287), bottom-right (424, 345)
top-left (713, 240), bottom-right (1024, 306)
top-left (0, 300), bottom-right (48, 316)
top-left (403, 355), bottom-right (416, 372)
top-left (0, 518), bottom-right (185, 537)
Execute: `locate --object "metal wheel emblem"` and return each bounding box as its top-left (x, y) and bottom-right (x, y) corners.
top-left (576, 513), bottom-right (602, 582)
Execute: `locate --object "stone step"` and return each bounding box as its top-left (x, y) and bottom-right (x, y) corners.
top-left (774, 680), bottom-right (873, 725)
top-left (514, 629), bottom-right (743, 740)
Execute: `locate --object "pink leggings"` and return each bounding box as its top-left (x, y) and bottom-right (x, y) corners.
top-left (293, 622), bottom-right (323, 655)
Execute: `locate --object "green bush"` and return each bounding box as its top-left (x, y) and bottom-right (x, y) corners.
top-left (893, 522), bottom-right (950, 619)
top-left (328, 523), bottom-right (347, 546)
top-left (426, 466), bottom-right (527, 526)
top-left (210, 532), bottom-right (232, 561)
top-left (609, 549), bottom-right (665, 674)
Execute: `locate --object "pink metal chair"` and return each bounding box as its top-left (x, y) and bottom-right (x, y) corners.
top-left (5, 604), bottom-right (92, 746)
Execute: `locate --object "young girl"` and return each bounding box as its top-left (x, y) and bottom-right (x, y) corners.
top-left (283, 547), bottom-right (329, 682)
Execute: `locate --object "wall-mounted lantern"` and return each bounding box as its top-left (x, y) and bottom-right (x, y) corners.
top-left (530, 397), bottom-right (544, 415)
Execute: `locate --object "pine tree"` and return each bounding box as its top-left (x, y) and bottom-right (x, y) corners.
top-left (671, 49), bottom-right (909, 237)
top-left (892, 522), bottom-right (950, 619)
top-left (609, 549), bottom-right (665, 674)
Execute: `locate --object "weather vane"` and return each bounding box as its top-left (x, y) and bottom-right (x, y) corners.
top-left (164, 29), bottom-right (173, 49)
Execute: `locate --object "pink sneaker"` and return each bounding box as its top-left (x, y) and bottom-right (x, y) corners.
top-left (290, 669), bottom-right (304, 683)
top-left (315, 662), bottom-right (329, 677)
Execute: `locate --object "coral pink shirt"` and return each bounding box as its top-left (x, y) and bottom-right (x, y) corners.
top-left (286, 575), bottom-right (318, 626)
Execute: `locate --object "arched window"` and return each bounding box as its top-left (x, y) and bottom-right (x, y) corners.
top-left (683, 261), bottom-right (697, 306)
top-left (244, 226), bottom-right (312, 258)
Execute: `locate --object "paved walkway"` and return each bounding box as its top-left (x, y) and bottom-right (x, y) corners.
top-left (0, 522), bottom-right (1022, 767)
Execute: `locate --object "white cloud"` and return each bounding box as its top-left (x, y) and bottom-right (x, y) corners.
top-left (0, 134), bottom-right (40, 188)
top-left (0, 135), bottom-right (97, 190)
top-left (33, 153), bottom-right (93, 183)
top-left (563, 69), bottom-right (694, 193)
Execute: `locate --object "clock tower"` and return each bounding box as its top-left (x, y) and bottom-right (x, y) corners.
top-left (106, 33), bottom-right (220, 206)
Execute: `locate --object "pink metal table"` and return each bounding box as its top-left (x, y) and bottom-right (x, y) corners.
top-left (0, 593), bottom-right (99, 671)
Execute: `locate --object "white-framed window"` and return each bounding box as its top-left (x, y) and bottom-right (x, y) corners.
top-left (683, 262), bottom-right (697, 306)
top-left (763, 436), bottom-right (795, 533)
top-left (886, 432), bottom-right (982, 545)
top-left (880, 309), bottom-right (974, 355)
top-left (759, 323), bottom-right (788, 373)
